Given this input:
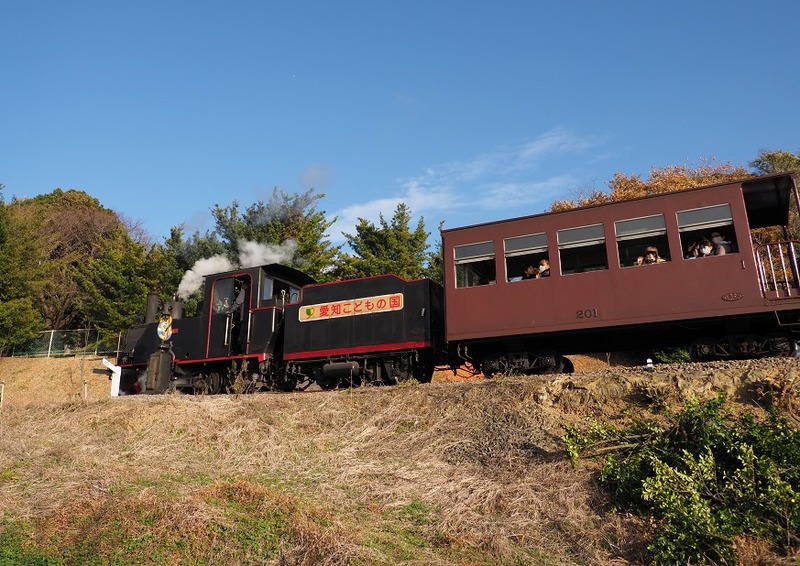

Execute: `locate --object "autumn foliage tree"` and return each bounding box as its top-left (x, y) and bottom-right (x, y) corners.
top-left (549, 160), bottom-right (751, 212)
top-left (751, 149), bottom-right (800, 175)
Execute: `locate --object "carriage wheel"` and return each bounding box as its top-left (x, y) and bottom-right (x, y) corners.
top-left (690, 337), bottom-right (717, 361)
top-left (764, 332), bottom-right (797, 357)
top-left (539, 351), bottom-right (564, 374)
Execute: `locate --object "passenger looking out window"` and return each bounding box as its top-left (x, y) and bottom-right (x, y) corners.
top-left (677, 204), bottom-right (737, 261)
top-left (687, 240), bottom-right (714, 258)
top-left (634, 246), bottom-right (666, 266)
top-left (504, 233), bottom-right (548, 282)
top-left (710, 231), bottom-right (733, 255)
top-left (536, 258), bottom-right (551, 277)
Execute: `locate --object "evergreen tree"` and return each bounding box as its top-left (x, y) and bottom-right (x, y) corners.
top-left (335, 203), bottom-right (430, 280)
top-left (74, 227), bottom-right (152, 330)
top-left (210, 188), bottom-right (339, 281)
top-left (0, 185), bottom-right (44, 353)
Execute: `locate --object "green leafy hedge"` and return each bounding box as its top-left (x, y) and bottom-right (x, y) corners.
top-left (563, 394), bottom-right (800, 563)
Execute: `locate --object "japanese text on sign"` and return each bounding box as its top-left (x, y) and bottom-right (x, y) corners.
top-left (299, 293), bottom-right (404, 322)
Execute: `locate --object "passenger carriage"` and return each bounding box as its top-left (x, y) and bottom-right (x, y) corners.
top-left (441, 173), bottom-right (800, 374)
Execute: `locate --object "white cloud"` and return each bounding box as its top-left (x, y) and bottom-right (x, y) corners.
top-left (327, 128), bottom-right (602, 244)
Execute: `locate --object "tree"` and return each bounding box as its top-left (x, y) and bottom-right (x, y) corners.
top-left (750, 149), bottom-right (800, 175)
top-left (335, 203), bottom-right (431, 280)
top-left (3, 189), bottom-right (150, 331)
top-left (425, 221), bottom-right (445, 286)
top-left (0, 184), bottom-right (43, 353)
top-left (210, 188), bottom-right (340, 281)
top-left (73, 227), bottom-right (152, 330)
top-left (549, 160), bottom-right (751, 212)
top-left (750, 149), bottom-right (800, 241)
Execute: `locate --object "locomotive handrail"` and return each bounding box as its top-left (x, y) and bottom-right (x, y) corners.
top-left (755, 240), bottom-right (800, 298)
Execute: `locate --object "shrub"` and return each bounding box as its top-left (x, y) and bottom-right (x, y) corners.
top-left (564, 394), bottom-right (800, 563)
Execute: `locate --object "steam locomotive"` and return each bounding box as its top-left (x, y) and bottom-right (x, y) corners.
top-left (117, 173), bottom-right (800, 393)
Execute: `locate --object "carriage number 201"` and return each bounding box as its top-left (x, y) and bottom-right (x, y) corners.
top-left (576, 308), bottom-right (598, 319)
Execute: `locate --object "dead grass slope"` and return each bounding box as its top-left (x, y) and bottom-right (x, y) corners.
top-left (1, 356), bottom-right (798, 564)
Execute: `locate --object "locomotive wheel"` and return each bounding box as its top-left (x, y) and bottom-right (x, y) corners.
top-left (198, 371), bottom-right (222, 394)
top-left (764, 332), bottom-right (797, 357)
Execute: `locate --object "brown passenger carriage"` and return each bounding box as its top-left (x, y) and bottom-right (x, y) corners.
top-left (441, 173), bottom-right (800, 375)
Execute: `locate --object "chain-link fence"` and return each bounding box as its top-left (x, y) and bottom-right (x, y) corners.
top-left (10, 328), bottom-right (124, 358)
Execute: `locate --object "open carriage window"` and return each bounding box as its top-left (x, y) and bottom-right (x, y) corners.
top-left (504, 232), bottom-right (548, 281)
top-left (454, 241), bottom-right (496, 288)
top-left (558, 224), bottom-right (608, 275)
top-left (615, 214), bottom-right (669, 267)
top-left (677, 204), bottom-right (737, 258)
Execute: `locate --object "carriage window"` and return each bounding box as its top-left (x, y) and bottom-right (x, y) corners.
top-left (677, 204), bottom-right (737, 258)
top-left (615, 214), bottom-right (669, 267)
top-left (505, 233), bottom-right (548, 281)
top-left (454, 241), bottom-right (496, 288)
top-left (558, 224), bottom-right (608, 274)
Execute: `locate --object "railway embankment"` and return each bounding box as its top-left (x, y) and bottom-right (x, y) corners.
top-left (0, 355), bottom-right (797, 564)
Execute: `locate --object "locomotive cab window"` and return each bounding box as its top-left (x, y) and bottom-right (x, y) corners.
top-left (262, 277), bottom-right (301, 304)
top-left (558, 224), bottom-right (608, 275)
top-left (454, 241), bottom-right (496, 288)
top-left (212, 278), bottom-right (235, 313)
top-left (677, 204), bottom-right (737, 259)
top-left (504, 233), bottom-right (548, 281)
top-left (615, 214), bottom-right (669, 267)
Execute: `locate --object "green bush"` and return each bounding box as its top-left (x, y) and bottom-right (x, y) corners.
top-left (652, 347), bottom-right (692, 364)
top-left (564, 394), bottom-right (800, 564)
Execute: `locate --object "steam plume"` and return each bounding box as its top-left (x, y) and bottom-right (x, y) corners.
top-left (175, 239), bottom-right (298, 298)
top-left (238, 239), bottom-right (298, 267)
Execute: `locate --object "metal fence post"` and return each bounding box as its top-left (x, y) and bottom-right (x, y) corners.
top-left (47, 330), bottom-right (55, 358)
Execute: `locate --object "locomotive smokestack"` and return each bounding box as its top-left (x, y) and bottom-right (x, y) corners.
top-left (145, 294), bottom-right (159, 324)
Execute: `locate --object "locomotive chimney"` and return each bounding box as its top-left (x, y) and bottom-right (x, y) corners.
top-left (145, 294), bottom-right (160, 324)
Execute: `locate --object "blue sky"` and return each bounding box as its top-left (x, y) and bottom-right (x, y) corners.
top-left (2, 1), bottom-right (798, 248)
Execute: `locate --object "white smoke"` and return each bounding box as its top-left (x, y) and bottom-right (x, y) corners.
top-left (238, 239), bottom-right (298, 268)
top-left (176, 255), bottom-right (234, 299)
top-left (175, 239), bottom-right (298, 299)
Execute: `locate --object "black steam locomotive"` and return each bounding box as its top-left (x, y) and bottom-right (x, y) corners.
top-left (117, 264), bottom-right (446, 393)
top-left (118, 173), bottom-right (800, 393)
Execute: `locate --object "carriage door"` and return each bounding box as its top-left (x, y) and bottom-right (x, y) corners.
top-left (208, 277), bottom-right (236, 358)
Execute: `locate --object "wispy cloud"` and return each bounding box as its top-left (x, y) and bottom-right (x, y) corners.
top-left (329, 128), bottom-right (603, 244)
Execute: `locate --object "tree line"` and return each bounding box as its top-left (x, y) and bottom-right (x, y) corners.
top-left (0, 149), bottom-right (797, 354)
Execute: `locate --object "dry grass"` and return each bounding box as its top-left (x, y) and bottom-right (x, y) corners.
top-left (1, 356), bottom-right (798, 564)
